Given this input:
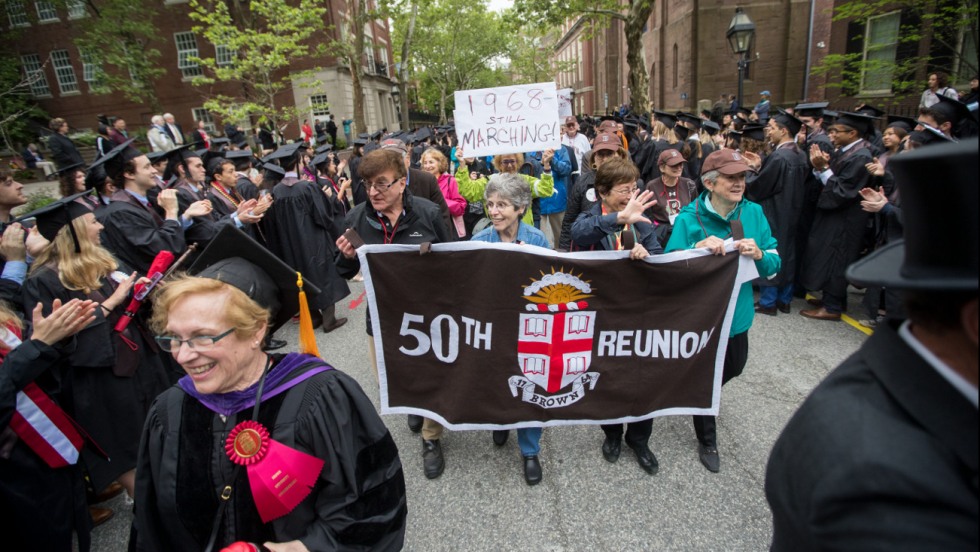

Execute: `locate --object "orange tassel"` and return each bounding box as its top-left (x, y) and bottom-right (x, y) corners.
top-left (296, 272), bottom-right (320, 357)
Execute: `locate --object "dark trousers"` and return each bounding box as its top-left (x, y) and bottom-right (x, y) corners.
top-left (601, 418), bottom-right (653, 446)
top-left (693, 331), bottom-right (749, 447)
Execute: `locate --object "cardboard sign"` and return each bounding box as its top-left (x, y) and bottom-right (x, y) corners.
top-left (454, 82), bottom-right (562, 158)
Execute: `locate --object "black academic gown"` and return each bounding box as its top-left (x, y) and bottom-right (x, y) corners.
top-left (745, 141), bottom-right (808, 286)
top-left (794, 131), bottom-right (834, 290)
top-left (134, 357), bottom-right (407, 551)
top-left (24, 266), bottom-right (170, 492)
top-left (263, 176), bottom-right (350, 310)
top-left (0, 336), bottom-right (92, 552)
top-left (173, 180), bottom-right (234, 251)
top-left (766, 320), bottom-right (978, 550)
top-left (236, 174), bottom-right (260, 202)
top-left (98, 191), bottom-right (186, 273)
top-left (800, 140), bottom-right (872, 298)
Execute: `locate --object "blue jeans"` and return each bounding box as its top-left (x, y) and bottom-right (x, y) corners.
top-left (517, 428), bottom-right (542, 456)
top-left (759, 284), bottom-right (794, 308)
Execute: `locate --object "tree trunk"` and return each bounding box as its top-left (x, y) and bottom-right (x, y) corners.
top-left (438, 85), bottom-right (448, 125)
top-left (399, 0), bottom-right (417, 131)
top-left (351, 0), bottom-right (368, 135)
top-left (625, 0), bottom-right (655, 112)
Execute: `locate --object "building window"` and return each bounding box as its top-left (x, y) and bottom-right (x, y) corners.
top-left (7, 1), bottom-right (29, 27)
top-left (174, 31), bottom-right (203, 78)
top-left (21, 53), bottom-right (51, 97)
top-left (860, 11), bottom-right (900, 95)
top-left (672, 43), bottom-right (678, 88)
top-left (50, 49), bottom-right (79, 94)
top-left (67, 0), bottom-right (85, 19)
top-left (954, 26), bottom-right (978, 85)
top-left (310, 94), bottom-right (331, 117)
top-left (192, 107), bottom-right (216, 132)
top-left (35, 0), bottom-right (58, 22)
top-left (215, 44), bottom-right (235, 67)
top-left (79, 48), bottom-right (107, 91)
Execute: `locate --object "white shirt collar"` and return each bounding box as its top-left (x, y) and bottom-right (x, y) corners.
top-left (898, 320), bottom-right (978, 409)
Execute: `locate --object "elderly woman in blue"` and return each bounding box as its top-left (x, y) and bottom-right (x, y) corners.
top-left (471, 173), bottom-right (549, 485)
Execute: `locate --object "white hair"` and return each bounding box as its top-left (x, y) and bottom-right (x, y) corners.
top-left (163, 113), bottom-right (175, 121)
top-left (151, 115), bottom-right (164, 125)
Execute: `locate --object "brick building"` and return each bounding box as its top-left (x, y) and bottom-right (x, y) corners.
top-left (553, 0), bottom-right (834, 115)
top-left (5, 0), bottom-right (399, 143)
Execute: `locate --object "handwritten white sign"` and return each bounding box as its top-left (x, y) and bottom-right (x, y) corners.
top-left (557, 88), bottom-right (573, 119)
top-left (453, 82), bottom-right (561, 158)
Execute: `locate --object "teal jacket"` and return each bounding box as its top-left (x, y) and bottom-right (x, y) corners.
top-left (665, 192), bottom-right (780, 337)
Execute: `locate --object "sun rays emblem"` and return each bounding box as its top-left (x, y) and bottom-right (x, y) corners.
top-left (522, 268), bottom-right (594, 307)
top-left (510, 267), bottom-right (600, 406)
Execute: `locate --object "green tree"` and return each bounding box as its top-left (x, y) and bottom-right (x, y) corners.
top-left (505, 26), bottom-right (576, 85)
top-left (188, 0), bottom-right (328, 135)
top-left (387, 0), bottom-right (422, 130)
top-left (0, 57), bottom-right (48, 153)
top-left (813, 0), bottom-right (978, 101)
top-left (512, 0), bottom-right (655, 111)
top-left (412, 0), bottom-right (509, 123)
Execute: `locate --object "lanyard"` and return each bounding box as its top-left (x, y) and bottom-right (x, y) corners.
top-left (378, 214), bottom-right (401, 244)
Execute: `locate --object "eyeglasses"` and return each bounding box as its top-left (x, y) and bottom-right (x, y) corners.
top-left (364, 177), bottom-right (403, 192)
top-left (155, 328), bottom-right (235, 353)
top-left (610, 186), bottom-right (638, 196)
top-left (500, 159), bottom-right (517, 165)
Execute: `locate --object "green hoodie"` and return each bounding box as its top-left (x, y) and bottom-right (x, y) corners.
top-left (665, 192), bottom-right (781, 337)
top-left (455, 165), bottom-right (554, 226)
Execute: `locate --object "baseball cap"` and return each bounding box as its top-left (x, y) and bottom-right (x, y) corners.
top-left (380, 138), bottom-right (408, 155)
top-left (701, 149), bottom-right (753, 175)
top-left (592, 132), bottom-right (622, 153)
top-left (564, 116), bottom-right (577, 126)
top-left (658, 149), bottom-right (686, 167)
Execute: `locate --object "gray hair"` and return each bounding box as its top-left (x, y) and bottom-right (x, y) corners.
top-left (151, 115), bottom-right (164, 125)
top-left (485, 173), bottom-right (531, 212)
top-left (701, 169), bottom-right (720, 187)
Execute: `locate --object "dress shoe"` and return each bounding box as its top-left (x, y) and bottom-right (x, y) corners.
top-left (628, 443), bottom-right (660, 475)
top-left (698, 444), bottom-right (720, 473)
top-left (262, 338), bottom-right (287, 351)
top-left (422, 439), bottom-right (444, 479)
top-left (800, 307), bottom-right (841, 321)
top-left (322, 317), bottom-right (348, 333)
top-left (777, 302), bottom-right (792, 314)
top-left (806, 297), bottom-right (823, 307)
top-left (90, 506), bottom-right (114, 527)
top-left (601, 437), bottom-right (621, 463)
top-left (754, 304), bottom-right (777, 316)
top-left (93, 481), bottom-right (125, 503)
top-left (407, 414), bottom-right (423, 433)
top-left (492, 430), bottom-right (509, 446)
top-left (523, 455), bottom-right (542, 485)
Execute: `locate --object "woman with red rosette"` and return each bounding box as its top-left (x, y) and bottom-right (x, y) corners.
top-left (134, 227), bottom-right (406, 551)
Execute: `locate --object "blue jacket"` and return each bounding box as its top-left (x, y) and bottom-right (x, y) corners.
top-left (570, 202), bottom-right (663, 254)
top-left (539, 147), bottom-right (572, 216)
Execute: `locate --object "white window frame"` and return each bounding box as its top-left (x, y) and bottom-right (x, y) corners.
top-left (35, 0), bottom-right (58, 22)
top-left (50, 49), bottom-right (80, 94)
top-left (859, 10), bottom-right (901, 96)
top-left (310, 94), bottom-right (331, 117)
top-left (7, 1), bottom-right (29, 27)
top-left (192, 108), bottom-right (216, 133)
top-left (215, 44), bottom-right (235, 67)
top-left (21, 53), bottom-right (51, 97)
top-left (79, 48), bottom-right (107, 91)
top-left (67, 0), bottom-right (85, 19)
top-left (174, 31), bottom-right (203, 78)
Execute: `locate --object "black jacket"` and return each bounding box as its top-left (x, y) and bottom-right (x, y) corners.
top-left (47, 133), bottom-right (84, 169)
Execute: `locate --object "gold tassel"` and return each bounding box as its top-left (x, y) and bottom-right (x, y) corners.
top-left (296, 272), bottom-right (320, 357)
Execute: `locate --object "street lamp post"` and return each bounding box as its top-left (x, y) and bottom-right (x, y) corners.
top-left (726, 7), bottom-right (756, 112)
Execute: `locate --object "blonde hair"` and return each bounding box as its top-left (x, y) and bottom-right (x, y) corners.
top-left (30, 215), bottom-right (117, 293)
top-left (492, 153), bottom-right (524, 173)
top-left (651, 121), bottom-right (678, 144)
top-left (421, 148), bottom-right (449, 174)
top-left (150, 275), bottom-right (270, 341)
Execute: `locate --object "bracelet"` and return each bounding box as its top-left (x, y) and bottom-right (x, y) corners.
top-left (100, 303), bottom-right (112, 315)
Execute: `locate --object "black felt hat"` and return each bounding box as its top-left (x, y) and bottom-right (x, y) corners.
top-left (772, 109), bottom-right (804, 136)
top-left (16, 190), bottom-right (94, 246)
top-left (189, 225), bottom-right (322, 335)
top-left (87, 138), bottom-right (143, 180)
top-left (847, 139), bottom-right (977, 290)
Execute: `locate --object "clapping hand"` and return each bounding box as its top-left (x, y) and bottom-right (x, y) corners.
top-left (30, 299), bottom-right (98, 346)
top-left (859, 186), bottom-right (888, 213)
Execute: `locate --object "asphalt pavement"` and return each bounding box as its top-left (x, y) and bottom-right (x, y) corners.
top-left (88, 280), bottom-right (868, 552)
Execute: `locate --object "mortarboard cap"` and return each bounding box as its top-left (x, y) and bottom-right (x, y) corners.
top-left (224, 150), bottom-right (254, 161)
top-left (931, 95), bottom-right (971, 125)
top-left (263, 162), bottom-right (286, 179)
top-left (855, 104), bottom-right (886, 118)
top-left (264, 142), bottom-right (304, 163)
top-left (700, 109), bottom-right (713, 119)
top-left (793, 102), bottom-right (829, 118)
top-left (772, 109), bottom-right (804, 136)
top-left (310, 152), bottom-right (330, 167)
top-left (363, 141), bottom-right (381, 154)
top-left (741, 124), bottom-right (766, 142)
top-left (210, 137), bottom-right (231, 148)
top-left (352, 138), bottom-right (368, 147)
top-left (909, 125), bottom-right (954, 146)
top-left (652, 110), bottom-right (677, 127)
top-left (886, 115), bottom-right (916, 133)
top-left (57, 162), bottom-right (85, 177)
top-left (371, 130), bottom-right (383, 140)
top-left (672, 125), bottom-right (690, 140)
top-left (189, 225), bottom-right (322, 336)
top-left (737, 106), bottom-right (754, 118)
top-left (835, 111), bottom-right (877, 135)
top-left (314, 144), bottom-right (334, 155)
top-left (146, 151), bottom-right (169, 164)
top-left (358, 133), bottom-right (371, 139)
top-left (16, 190), bottom-right (94, 246)
top-left (702, 120), bottom-right (721, 135)
top-left (87, 138), bottom-right (144, 180)
top-left (676, 112), bottom-right (702, 129)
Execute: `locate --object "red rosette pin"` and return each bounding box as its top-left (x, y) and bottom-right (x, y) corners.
top-left (224, 420), bottom-right (325, 523)
top-left (225, 420), bottom-right (270, 465)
